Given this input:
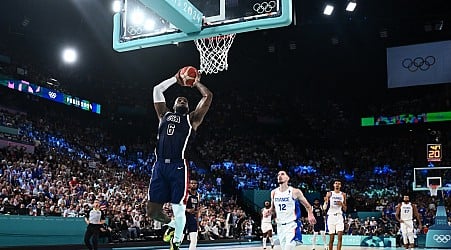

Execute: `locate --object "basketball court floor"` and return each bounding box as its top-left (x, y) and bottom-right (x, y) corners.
top-left (110, 243), bottom-right (439, 250)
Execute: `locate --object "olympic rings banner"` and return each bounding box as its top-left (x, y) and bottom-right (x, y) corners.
top-left (387, 40), bottom-right (451, 88)
top-left (426, 230), bottom-right (451, 248)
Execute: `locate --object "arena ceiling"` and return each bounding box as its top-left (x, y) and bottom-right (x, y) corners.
top-left (0, 0), bottom-right (450, 91)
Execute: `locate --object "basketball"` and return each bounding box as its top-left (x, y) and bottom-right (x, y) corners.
top-left (179, 66), bottom-right (199, 87)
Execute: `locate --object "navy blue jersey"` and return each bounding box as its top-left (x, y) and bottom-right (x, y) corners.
top-left (313, 205), bottom-right (326, 232)
top-left (156, 112), bottom-right (195, 160)
top-left (185, 191), bottom-right (200, 233)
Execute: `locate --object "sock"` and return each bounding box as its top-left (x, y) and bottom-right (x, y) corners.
top-left (263, 238), bottom-right (267, 248)
top-left (269, 237), bottom-right (274, 246)
top-left (313, 232), bottom-right (318, 248)
top-left (321, 231), bottom-right (327, 247)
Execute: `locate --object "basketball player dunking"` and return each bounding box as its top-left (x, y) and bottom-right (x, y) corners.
top-left (147, 69), bottom-right (212, 250)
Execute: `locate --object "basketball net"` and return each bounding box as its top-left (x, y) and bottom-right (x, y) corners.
top-left (194, 33), bottom-right (236, 75)
top-left (429, 185), bottom-right (438, 196)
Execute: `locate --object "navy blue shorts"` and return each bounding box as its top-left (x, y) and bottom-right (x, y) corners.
top-left (314, 221), bottom-right (326, 232)
top-left (185, 214), bottom-right (198, 233)
top-left (148, 159), bottom-right (189, 204)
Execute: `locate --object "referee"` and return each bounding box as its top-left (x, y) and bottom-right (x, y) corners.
top-left (84, 199), bottom-right (106, 250)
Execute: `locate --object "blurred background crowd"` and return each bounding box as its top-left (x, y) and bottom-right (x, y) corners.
top-left (0, 47), bottom-right (450, 244)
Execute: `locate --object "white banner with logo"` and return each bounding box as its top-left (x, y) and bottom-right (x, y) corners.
top-left (387, 40), bottom-right (451, 88)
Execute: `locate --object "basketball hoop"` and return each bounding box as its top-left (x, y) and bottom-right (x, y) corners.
top-left (429, 185), bottom-right (438, 196)
top-left (194, 33), bottom-right (236, 75)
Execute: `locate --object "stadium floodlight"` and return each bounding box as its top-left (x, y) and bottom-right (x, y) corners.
top-left (346, 1), bottom-right (357, 12)
top-left (323, 4), bottom-right (334, 16)
top-left (62, 48), bottom-right (77, 64)
top-left (112, 0), bottom-right (121, 13)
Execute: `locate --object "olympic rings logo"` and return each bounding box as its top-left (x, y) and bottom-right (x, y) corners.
top-left (402, 56), bottom-right (435, 72)
top-left (253, 1), bottom-right (277, 14)
top-left (48, 92), bottom-right (57, 99)
top-left (433, 234), bottom-right (451, 243)
top-left (127, 25), bottom-right (143, 36)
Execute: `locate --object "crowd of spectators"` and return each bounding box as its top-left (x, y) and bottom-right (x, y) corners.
top-left (0, 55), bottom-right (450, 244)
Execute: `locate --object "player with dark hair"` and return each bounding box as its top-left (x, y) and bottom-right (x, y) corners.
top-left (395, 195), bottom-right (422, 249)
top-left (312, 198), bottom-right (327, 250)
top-left (185, 179), bottom-right (201, 250)
top-left (323, 180), bottom-right (347, 250)
top-left (147, 69), bottom-right (213, 250)
top-left (261, 200), bottom-right (275, 249)
top-left (271, 170), bottom-right (316, 250)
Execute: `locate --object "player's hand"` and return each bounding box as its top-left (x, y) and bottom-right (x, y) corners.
top-left (175, 70), bottom-right (184, 86)
top-left (308, 213), bottom-right (316, 225)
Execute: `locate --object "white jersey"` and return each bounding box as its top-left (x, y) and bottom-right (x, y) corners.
top-left (327, 191), bottom-right (344, 215)
top-left (400, 202), bottom-right (414, 221)
top-left (273, 186), bottom-right (301, 224)
top-left (262, 207), bottom-right (272, 224)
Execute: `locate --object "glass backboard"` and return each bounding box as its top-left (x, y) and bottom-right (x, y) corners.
top-left (113, 0), bottom-right (293, 52)
top-left (413, 166), bottom-right (451, 191)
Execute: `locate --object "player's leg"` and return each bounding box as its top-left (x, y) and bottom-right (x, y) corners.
top-left (336, 219), bottom-right (345, 250)
top-left (277, 225), bottom-right (286, 250)
top-left (263, 231), bottom-right (268, 249)
top-left (400, 222), bottom-right (409, 249)
top-left (406, 221), bottom-right (415, 249)
top-left (147, 161), bottom-right (171, 224)
top-left (286, 221), bottom-right (302, 250)
top-left (268, 229), bottom-right (275, 249)
top-left (312, 229), bottom-right (318, 250)
top-left (320, 230), bottom-right (327, 249)
top-left (169, 160), bottom-right (189, 249)
top-left (327, 216), bottom-right (336, 250)
top-left (189, 231), bottom-right (198, 250)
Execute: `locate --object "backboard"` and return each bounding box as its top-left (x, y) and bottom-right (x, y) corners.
top-left (113, 0), bottom-right (293, 52)
top-left (413, 166), bottom-right (451, 191)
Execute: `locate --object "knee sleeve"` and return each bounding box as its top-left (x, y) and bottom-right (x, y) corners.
top-left (171, 203), bottom-right (186, 243)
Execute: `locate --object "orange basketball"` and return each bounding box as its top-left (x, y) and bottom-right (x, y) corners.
top-left (179, 66), bottom-right (199, 87)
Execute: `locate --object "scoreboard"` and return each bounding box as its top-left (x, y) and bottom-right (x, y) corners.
top-left (427, 144), bottom-right (442, 162)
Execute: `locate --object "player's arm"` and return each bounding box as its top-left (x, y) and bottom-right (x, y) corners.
top-left (323, 192), bottom-right (330, 211)
top-left (189, 82), bottom-right (213, 130)
top-left (413, 204), bottom-right (422, 227)
top-left (341, 192), bottom-right (347, 212)
top-left (293, 188), bottom-right (316, 224)
top-left (270, 190), bottom-right (276, 220)
top-left (153, 73), bottom-right (182, 119)
top-left (395, 203), bottom-right (402, 222)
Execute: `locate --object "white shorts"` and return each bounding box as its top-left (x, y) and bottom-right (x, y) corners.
top-left (400, 219), bottom-right (414, 234)
top-left (327, 213), bottom-right (344, 234)
top-left (261, 222), bottom-right (273, 233)
top-left (277, 221), bottom-right (302, 250)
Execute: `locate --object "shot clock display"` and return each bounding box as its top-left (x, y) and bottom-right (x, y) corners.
top-left (0, 79), bottom-right (101, 114)
top-left (427, 144), bottom-right (442, 162)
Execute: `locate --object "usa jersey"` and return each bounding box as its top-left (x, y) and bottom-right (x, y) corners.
top-left (273, 187), bottom-right (301, 224)
top-left (186, 192), bottom-right (200, 215)
top-left (400, 202), bottom-right (413, 221)
top-left (313, 205), bottom-right (325, 224)
top-left (327, 191), bottom-right (344, 215)
top-left (156, 112), bottom-right (195, 159)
